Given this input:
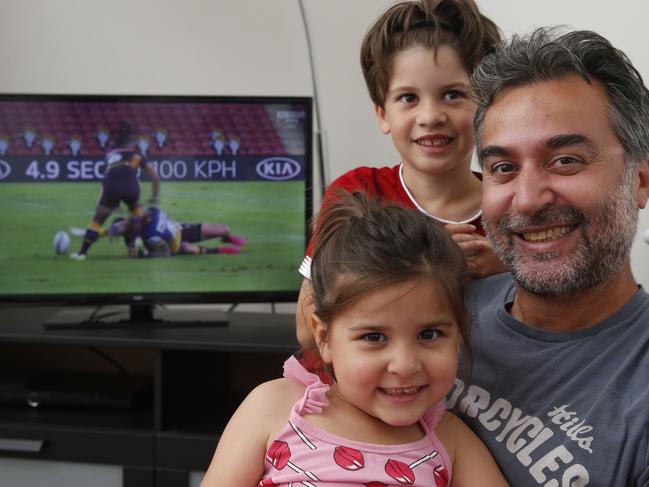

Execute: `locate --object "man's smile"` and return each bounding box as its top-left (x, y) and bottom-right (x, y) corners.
top-left (521, 225), bottom-right (576, 242)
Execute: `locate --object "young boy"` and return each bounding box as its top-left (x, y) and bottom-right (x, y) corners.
top-left (296, 0), bottom-right (505, 345)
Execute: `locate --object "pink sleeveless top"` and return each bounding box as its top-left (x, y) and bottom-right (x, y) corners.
top-left (258, 356), bottom-right (452, 486)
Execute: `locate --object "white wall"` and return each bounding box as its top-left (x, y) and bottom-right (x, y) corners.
top-left (1, 0), bottom-right (648, 287)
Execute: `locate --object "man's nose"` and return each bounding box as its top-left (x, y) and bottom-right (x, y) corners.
top-left (512, 165), bottom-right (556, 216)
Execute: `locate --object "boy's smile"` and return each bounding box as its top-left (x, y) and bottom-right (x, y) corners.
top-left (415, 134), bottom-right (454, 153)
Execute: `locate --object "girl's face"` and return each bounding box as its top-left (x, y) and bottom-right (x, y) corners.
top-left (375, 45), bottom-right (476, 181)
top-left (314, 278), bottom-right (460, 427)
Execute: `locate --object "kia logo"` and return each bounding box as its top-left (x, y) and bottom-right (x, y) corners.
top-left (0, 160), bottom-right (10, 180)
top-left (256, 157), bottom-right (301, 180)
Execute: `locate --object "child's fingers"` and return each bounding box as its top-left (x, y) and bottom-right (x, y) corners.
top-left (445, 223), bottom-right (477, 235)
top-left (451, 233), bottom-right (475, 244)
top-left (456, 239), bottom-right (484, 257)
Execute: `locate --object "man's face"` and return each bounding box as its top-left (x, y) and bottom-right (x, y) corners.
top-left (479, 75), bottom-right (642, 296)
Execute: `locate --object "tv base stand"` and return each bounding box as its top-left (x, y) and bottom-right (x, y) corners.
top-left (44, 305), bottom-right (230, 330)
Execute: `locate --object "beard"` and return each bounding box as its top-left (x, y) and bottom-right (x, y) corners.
top-left (483, 180), bottom-right (638, 296)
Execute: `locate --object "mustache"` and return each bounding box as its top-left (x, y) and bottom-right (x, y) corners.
top-left (493, 205), bottom-right (587, 233)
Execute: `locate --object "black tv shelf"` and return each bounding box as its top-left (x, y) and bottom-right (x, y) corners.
top-left (0, 305), bottom-right (298, 487)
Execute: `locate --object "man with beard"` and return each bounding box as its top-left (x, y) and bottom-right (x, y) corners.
top-left (448, 28), bottom-right (649, 486)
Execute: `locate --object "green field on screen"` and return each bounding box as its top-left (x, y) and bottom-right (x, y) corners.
top-left (0, 181), bottom-right (305, 295)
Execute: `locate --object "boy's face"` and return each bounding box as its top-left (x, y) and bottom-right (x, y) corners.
top-left (375, 45), bottom-right (475, 179)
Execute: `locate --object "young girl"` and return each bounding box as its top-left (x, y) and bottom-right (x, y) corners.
top-left (296, 0), bottom-right (506, 346)
top-left (201, 191), bottom-right (508, 486)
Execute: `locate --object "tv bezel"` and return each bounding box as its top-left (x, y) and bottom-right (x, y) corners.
top-left (0, 92), bottom-right (313, 309)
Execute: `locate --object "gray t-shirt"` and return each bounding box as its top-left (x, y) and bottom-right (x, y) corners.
top-left (449, 273), bottom-right (649, 486)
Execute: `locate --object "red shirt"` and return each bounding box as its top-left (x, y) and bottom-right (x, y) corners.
top-left (300, 164), bottom-right (484, 278)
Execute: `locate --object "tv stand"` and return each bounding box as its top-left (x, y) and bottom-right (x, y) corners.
top-left (44, 304), bottom-right (230, 330)
top-left (0, 305), bottom-right (297, 487)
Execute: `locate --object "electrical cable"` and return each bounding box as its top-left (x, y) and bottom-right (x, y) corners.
top-left (86, 346), bottom-right (128, 375)
top-left (298, 0), bottom-right (327, 196)
top-left (87, 305), bottom-right (122, 323)
top-left (87, 306), bottom-right (102, 322)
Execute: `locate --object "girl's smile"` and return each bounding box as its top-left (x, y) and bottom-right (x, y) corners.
top-left (378, 385), bottom-right (427, 405)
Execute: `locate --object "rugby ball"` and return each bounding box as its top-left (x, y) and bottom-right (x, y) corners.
top-left (53, 230), bottom-right (71, 255)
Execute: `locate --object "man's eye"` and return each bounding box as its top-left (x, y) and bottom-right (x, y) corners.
top-left (550, 156), bottom-right (586, 174)
top-left (490, 162), bottom-right (516, 175)
top-left (419, 329), bottom-right (440, 341)
top-left (398, 93), bottom-right (418, 104)
top-left (362, 332), bottom-right (386, 343)
top-left (553, 156), bottom-right (578, 166)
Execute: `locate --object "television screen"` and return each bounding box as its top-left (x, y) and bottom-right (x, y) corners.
top-left (0, 94), bottom-right (312, 311)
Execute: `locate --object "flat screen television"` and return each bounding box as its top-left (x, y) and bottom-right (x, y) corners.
top-left (0, 94), bottom-right (312, 326)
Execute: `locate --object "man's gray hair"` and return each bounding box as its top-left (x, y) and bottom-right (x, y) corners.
top-left (472, 27), bottom-right (649, 169)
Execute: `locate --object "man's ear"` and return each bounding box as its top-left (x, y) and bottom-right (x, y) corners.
top-left (374, 104), bottom-right (391, 135)
top-left (635, 159), bottom-right (649, 209)
top-left (309, 313), bottom-right (332, 364)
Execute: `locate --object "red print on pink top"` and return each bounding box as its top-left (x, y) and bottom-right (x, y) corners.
top-left (333, 445), bottom-right (365, 471)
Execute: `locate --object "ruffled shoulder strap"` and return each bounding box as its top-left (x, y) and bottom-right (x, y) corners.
top-left (283, 355), bottom-right (330, 415)
top-left (420, 400), bottom-right (447, 433)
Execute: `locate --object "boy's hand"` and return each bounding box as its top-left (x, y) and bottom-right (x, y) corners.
top-left (445, 223), bottom-right (508, 279)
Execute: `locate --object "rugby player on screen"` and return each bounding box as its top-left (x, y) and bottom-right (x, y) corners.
top-left (70, 121), bottom-right (160, 261)
top-left (108, 207), bottom-right (246, 257)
